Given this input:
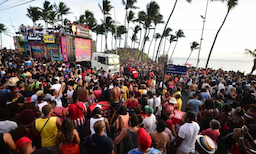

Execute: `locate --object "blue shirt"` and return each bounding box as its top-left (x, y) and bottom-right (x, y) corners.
top-left (187, 99), bottom-right (201, 115)
top-left (200, 92), bottom-right (211, 103)
top-left (129, 148), bottom-right (161, 154)
top-left (84, 134), bottom-right (113, 154)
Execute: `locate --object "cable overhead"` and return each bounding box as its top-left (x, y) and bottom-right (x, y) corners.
top-left (0, 0), bottom-right (9, 6)
top-left (0, 0), bottom-right (35, 11)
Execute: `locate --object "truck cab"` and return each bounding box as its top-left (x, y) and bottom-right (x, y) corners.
top-left (91, 52), bottom-right (120, 74)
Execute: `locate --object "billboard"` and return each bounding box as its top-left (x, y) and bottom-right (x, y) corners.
top-left (30, 44), bottom-right (43, 58)
top-left (47, 44), bottom-right (62, 61)
top-left (75, 38), bottom-right (91, 62)
top-left (43, 35), bottom-right (55, 43)
top-left (166, 65), bottom-right (187, 75)
top-left (61, 37), bottom-right (68, 62)
top-left (13, 36), bottom-right (25, 52)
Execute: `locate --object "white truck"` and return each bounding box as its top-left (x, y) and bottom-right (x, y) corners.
top-left (91, 52), bottom-right (120, 74)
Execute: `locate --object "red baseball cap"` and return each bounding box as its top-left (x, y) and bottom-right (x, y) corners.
top-left (15, 137), bottom-right (31, 150)
top-left (166, 119), bottom-right (173, 128)
top-left (137, 128), bottom-right (151, 149)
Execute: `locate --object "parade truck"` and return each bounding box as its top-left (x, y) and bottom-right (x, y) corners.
top-left (61, 27), bottom-right (120, 74)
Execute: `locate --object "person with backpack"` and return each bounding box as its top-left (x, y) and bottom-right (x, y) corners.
top-left (125, 91), bottom-right (139, 116)
top-left (67, 92), bottom-right (87, 142)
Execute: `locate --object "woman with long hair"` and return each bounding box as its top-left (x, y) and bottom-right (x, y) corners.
top-left (56, 118), bottom-right (80, 154)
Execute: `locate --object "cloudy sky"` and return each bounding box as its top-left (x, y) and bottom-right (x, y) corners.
top-left (1, 0), bottom-right (256, 64)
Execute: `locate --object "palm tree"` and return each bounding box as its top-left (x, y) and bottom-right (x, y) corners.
top-left (245, 49), bottom-right (256, 74)
top-left (122, 0), bottom-right (138, 30)
top-left (98, 0), bottom-right (113, 51)
top-left (131, 25), bottom-right (141, 49)
top-left (139, 1), bottom-right (161, 60)
top-left (76, 15), bottom-right (85, 24)
top-left (54, 2), bottom-right (71, 25)
top-left (147, 13), bottom-right (164, 59)
top-left (135, 11), bottom-right (146, 51)
top-left (165, 34), bottom-right (177, 58)
top-left (39, 1), bottom-right (53, 28)
top-left (185, 41), bottom-right (199, 63)
top-left (98, 24), bottom-right (105, 52)
top-left (117, 25), bottom-right (127, 48)
top-left (205, 0), bottom-right (238, 68)
top-left (26, 6), bottom-right (41, 27)
top-left (63, 18), bottom-right (70, 26)
top-left (104, 16), bottom-right (113, 51)
top-left (109, 24), bottom-right (116, 51)
top-left (0, 23), bottom-right (10, 48)
top-left (84, 10), bottom-right (97, 31)
top-left (124, 10), bottom-right (135, 48)
top-left (155, 0), bottom-right (192, 62)
top-left (169, 29), bottom-right (185, 60)
top-left (152, 33), bottom-right (161, 59)
top-left (48, 11), bottom-right (59, 27)
top-left (162, 27), bottom-right (172, 56)
top-left (131, 33), bottom-right (138, 48)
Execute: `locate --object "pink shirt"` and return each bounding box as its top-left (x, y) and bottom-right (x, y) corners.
top-left (94, 90), bottom-right (102, 100)
top-left (163, 102), bottom-right (174, 115)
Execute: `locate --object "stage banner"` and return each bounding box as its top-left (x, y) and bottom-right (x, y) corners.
top-left (47, 44), bottom-right (62, 61)
top-left (75, 38), bottom-right (91, 62)
top-left (43, 35), bottom-right (55, 43)
top-left (61, 37), bottom-right (68, 62)
top-left (30, 44), bottom-right (43, 58)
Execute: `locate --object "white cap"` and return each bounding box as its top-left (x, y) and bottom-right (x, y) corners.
top-left (143, 90), bottom-right (147, 95)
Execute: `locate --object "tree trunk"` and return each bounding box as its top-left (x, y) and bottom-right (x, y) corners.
top-left (101, 35), bottom-right (103, 52)
top-left (105, 31), bottom-right (108, 51)
top-left (111, 34), bottom-right (113, 51)
top-left (137, 23), bottom-right (142, 51)
top-left (251, 58), bottom-right (256, 74)
top-left (205, 10), bottom-right (230, 68)
top-left (124, 8), bottom-right (127, 30)
top-left (170, 39), bottom-right (178, 60)
top-left (96, 34), bottom-right (98, 52)
top-left (185, 50), bottom-right (193, 64)
top-left (147, 27), bottom-right (156, 58)
top-left (166, 42), bottom-right (172, 56)
top-left (163, 37), bottom-right (167, 56)
top-left (138, 28), bottom-right (148, 60)
top-left (152, 39), bottom-right (157, 60)
top-left (125, 22), bottom-right (130, 48)
top-left (155, 0), bottom-right (178, 62)
top-left (61, 15), bottom-right (63, 26)
top-left (119, 38), bottom-right (121, 48)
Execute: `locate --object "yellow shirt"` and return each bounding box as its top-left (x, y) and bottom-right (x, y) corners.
top-left (175, 98), bottom-right (182, 111)
top-left (122, 86), bottom-right (128, 101)
top-left (35, 117), bottom-right (58, 147)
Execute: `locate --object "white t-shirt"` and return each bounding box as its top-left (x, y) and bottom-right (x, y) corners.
top-left (1, 70), bottom-right (6, 78)
top-left (142, 114), bottom-right (156, 134)
top-left (31, 94), bottom-right (38, 106)
top-left (0, 120), bottom-right (18, 133)
top-left (67, 90), bottom-right (74, 104)
top-left (37, 101), bottom-right (48, 117)
top-left (177, 122), bottom-right (200, 153)
top-left (51, 94), bottom-right (63, 107)
top-left (147, 98), bottom-right (154, 109)
top-left (154, 96), bottom-right (162, 116)
top-left (89, 117), bottom-right (107, 136)
top-left (52, 83), bottom-right (61, 91)
top-left (218, 83), bottom-right (225, 91)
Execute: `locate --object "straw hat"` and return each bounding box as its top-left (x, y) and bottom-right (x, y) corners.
top-left (23, 72), bottom-right (32, 77)
top-left (7, 77), bottom-right (19, 87)
top-left (36, 90), bottom-right (43, 96)
top-left (169, 98), bottom-right (177, 104)
top-left (196, 135), bottom-right (216, 154)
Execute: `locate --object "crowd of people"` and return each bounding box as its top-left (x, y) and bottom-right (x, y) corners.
top-left (0, 50), bottom-right (256, 154)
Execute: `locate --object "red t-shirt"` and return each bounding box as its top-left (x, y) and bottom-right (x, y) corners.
top-left (82, 73), bottom-right (86, 79)
top-left (67, 102), bottom-right (87, 127)
top-left (126, 98), bottom-right (138, 109)
top-left (163, 102), bottom-right (174, 116)
top-left (52, 107), bottom-right (64, 122)
top-left (201, 129), bottom-right (220, 145)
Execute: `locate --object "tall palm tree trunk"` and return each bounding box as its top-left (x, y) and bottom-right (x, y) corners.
top-left (166, 42), bottom-right (172, 56)
top-left (205, 10), bottom-right (230, 68)
top-left (105, 32), bottom-right (108, 51)
top-left (61, 15), bottom-right (63, 25)
top-left (96, 35), bottom-right (98, 52)
top-left (137, 23), bottom-right (142, 51)
top-left (163, 37), bottom-right (167, 55)
top-left (138, 28), bottom-right (148, 60)
top-left (155, 0), bottom-right (178, 62)
top-left (125, 22), bottom-right (130, 48)
top-left (111, 34), bottom-right (113, 51)
top-left (185, 50), bottom-right (193, 64)
top-left (152, 39), bottom-right (157, 60)
top-left (147, 28), bottom-right (156, 58)
top-left (170, 40), bottom-right (178, 60)
top-left (119, 38), bottom-right (121, 48)
top-left (101, 35), bottom-right (103, 52)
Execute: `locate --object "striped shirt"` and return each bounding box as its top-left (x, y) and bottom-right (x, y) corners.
top-left (67, 102), bottom-right (87, 127)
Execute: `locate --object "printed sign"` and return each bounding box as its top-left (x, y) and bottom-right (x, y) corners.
top-left (47, 44), bottom-right (62, 61)
top-left (43, 35), bottom-right (55, 43)
top-left (19, 36), bottom-right (28, 42)
top-left (166, 65), bottom-right (187, 75)
top-left (30, 44), bottom-right (43, 58)
top-left (61, 37), bottom-right (68, 62)
top-left (75, 38), bottom-right (91, 62)
top-left (28, 36), bottom-right (42, 41)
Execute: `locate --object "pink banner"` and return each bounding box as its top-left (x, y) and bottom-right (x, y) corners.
top-left (30, 44), bottom-right (43, 58)
top-left (61, 37), bottom-right (68, 62)
top-left (75, 38), bottom-right (91, 62)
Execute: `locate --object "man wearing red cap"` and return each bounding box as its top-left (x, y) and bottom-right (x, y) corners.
top-left (128, 128), bottom-right (161, 154)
